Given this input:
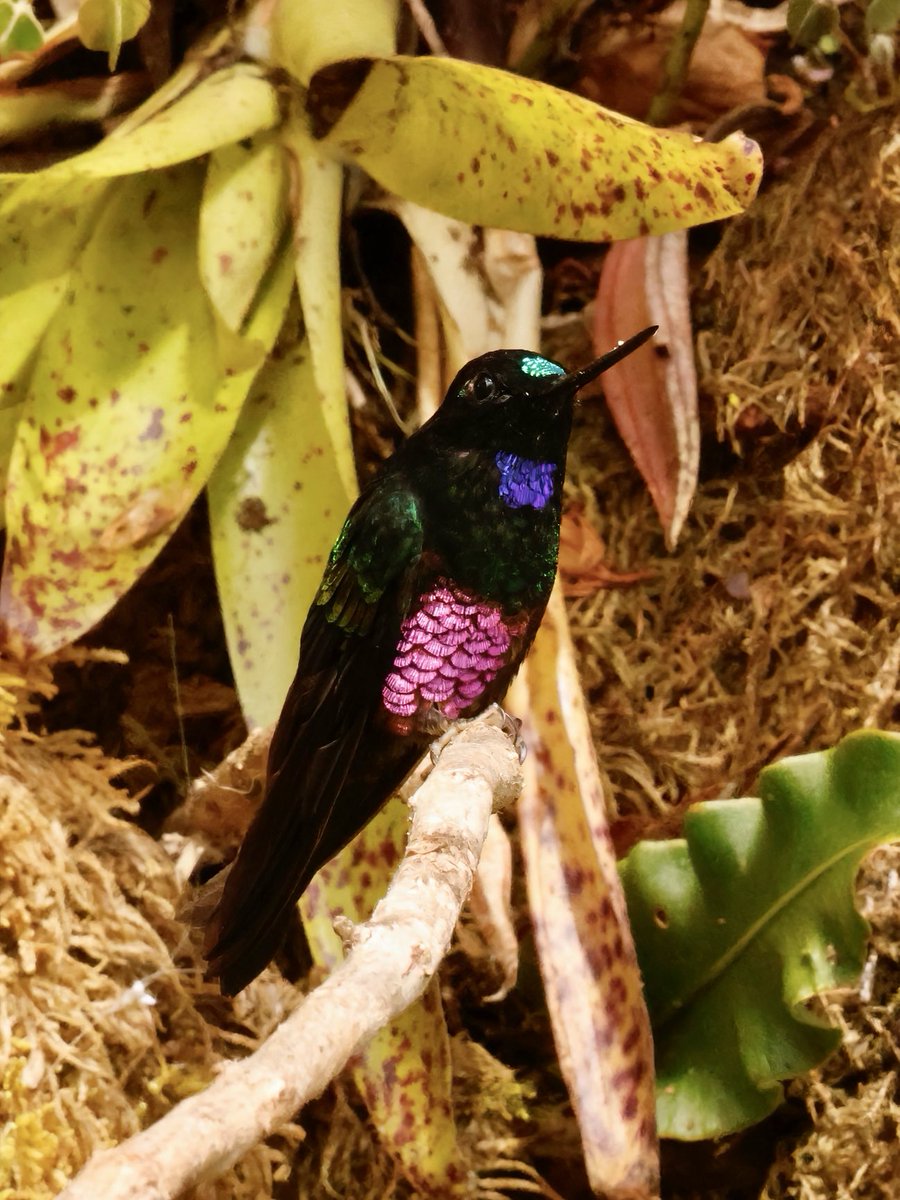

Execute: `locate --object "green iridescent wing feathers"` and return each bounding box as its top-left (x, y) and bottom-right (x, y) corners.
top-left (315, 481), bottom-right (425, 635)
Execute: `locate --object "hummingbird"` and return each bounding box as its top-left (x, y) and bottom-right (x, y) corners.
top-left (204, 326), bottom-right (656, 994)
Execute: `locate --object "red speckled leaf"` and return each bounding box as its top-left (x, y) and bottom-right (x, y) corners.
top-left (517, 585), bottom-right (658, 1198)
top-left (309, 55), bottom-right (762, 240)
top-left (0, 166), bottom-right (293, 658)
top-left (208, 333), bottom-right (354, 729)
top-left (594, 232), bottom-right (699, 547)
top-left (300, 799), bottom-right (466, 1196)
top-left (199, 134), bottom-right (288, 334)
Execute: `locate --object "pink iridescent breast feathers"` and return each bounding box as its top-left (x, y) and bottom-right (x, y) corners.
top-left (382, 580), bottom-right (524, 730)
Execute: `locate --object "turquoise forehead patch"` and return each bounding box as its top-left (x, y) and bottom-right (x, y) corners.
top-left (520, 355), bottom-right (565, 379)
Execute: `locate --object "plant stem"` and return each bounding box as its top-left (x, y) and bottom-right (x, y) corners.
top-left (647, 0), bottom-right (711, 126)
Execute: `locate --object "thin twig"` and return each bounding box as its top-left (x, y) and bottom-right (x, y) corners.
top-left (57, 714), bottom-right (523, 1200)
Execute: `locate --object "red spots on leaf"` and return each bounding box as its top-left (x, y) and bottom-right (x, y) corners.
top-left (218, 253), bottom-right (233, 275)
top-left (57, 385), bottom-right (76, 403)
top-left (39, 425), bottom-right (80, 463)
top-left (694, 180), bottom-right (713, 205)
top-left (50, 546), bottom-right (85, 568)
top-left (563, 863), bottom-right (590, 896)
top-left (545, 149), bottom-right (559, 167)
top-left (150, 245), bottom-right (168, 264)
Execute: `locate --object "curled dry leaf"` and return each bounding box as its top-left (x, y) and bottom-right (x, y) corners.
top-left (516, 586), bottom-right (658, 1199)
top-left (559, 507), bottom-right (655, 597)
top-left (594, 230), bottom-right (699, 548)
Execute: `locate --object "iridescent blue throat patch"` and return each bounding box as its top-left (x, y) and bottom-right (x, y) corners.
top-left (520, 355), bottom-right (565, 379)
top-left (495, 451), bottom-right (556, 510)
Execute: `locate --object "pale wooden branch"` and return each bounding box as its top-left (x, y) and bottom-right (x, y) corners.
top-left (58, 714), bottom-right (523, 1200)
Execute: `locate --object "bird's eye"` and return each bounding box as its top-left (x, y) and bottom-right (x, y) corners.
top-left (471, 371), bottom-right (496, 403)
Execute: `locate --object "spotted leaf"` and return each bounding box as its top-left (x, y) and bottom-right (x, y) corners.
top-left (199, 134), bottom-right (288, 333)
top-left (50, 64), bottom-right (281, 179)
top-left (0, 166), bottom-right (293, 658)
top-left (208, 334), bottom-right (354, 729)
top-left (517, 585), bottom-right (658, 1198)
top-left (308, 55), bottom-right (762, 241)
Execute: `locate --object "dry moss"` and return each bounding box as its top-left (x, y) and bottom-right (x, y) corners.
top-left (763, 845), bottom-right (900, 1200)
top-left (567, 103), bottom-right (899, 826)
top-left (0, 659), bottom-right (298, 1199)
top-left (563, 99), bottom-right (899, 1199)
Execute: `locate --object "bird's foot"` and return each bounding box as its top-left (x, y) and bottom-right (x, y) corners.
top-left (427, 703), bottom-right (527, 766)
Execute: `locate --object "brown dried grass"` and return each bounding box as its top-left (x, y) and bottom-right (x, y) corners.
top-left (0, 658), bottom-right (298, 1198)
top-left (564, 100), bottom-right (900, 1198)
top-left (567, 103), bottom-right (899, 829)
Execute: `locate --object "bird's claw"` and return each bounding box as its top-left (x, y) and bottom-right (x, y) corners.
top-left (483, 703), bottom-right (527, 764)
top-left (427, 703), bottom-right (527, 766)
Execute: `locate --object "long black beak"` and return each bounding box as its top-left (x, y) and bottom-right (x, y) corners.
top-left (549, 325), bottom-right (658, 395)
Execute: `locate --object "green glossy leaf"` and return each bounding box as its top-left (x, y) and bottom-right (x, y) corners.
top-left (300, 800), bottom-right (466, 1196)
top-left (0, 1), bottom-right (43, 53)
top-left (283, 110), bottom-right (357, 498)
top-left (0, 167), bottom-right (293, 658)
top-left (199, 135), bottom-right (288, 333)
top-left (620, 730), bottom-right (900, 1140)
top-left (48, 65), bottom-right (280, 180)
top-left (77, 0), bottom-right (150, 69)
top-left (309, 55), bottom-right (762, 240)
top-left (209, 331), bottom-right (353, 729)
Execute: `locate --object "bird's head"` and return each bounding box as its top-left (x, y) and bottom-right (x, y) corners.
top-left (427, 326), bottom-right (657, 462)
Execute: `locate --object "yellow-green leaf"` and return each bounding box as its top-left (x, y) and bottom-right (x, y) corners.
top-left (283, 110), bottom-right (357, 497)
top-left (309, 55), bottom-right (762, 239)
top-left (0, 167), bottom-right (292, 658)
top-left (0, 402), bottom-right (20, 528)
top-left (49, 65), bottom-right (281, 180)
top-left (209, 331), bottom-right (353, 728)
top-left (199, 135), bottom-right (288, 333)
top-left (0, 172), bottom-right (109, 411)
top-left (77, 0), bottom-right (150, 69)
top-left (300, 800), bottom-right (465, 1196)
top-left (271, 0), bottom-right (398, 86)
